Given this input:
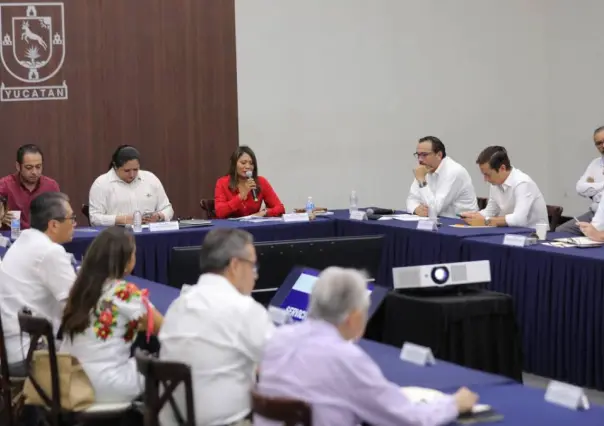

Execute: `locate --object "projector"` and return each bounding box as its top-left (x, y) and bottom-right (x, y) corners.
top-left (392, 260), bottom-right (491, 289)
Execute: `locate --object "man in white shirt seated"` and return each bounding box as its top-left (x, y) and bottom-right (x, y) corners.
top-left (158, 228), bottom-right (273, 426)
top-left (256, 267), bottom-right (478, 426)
top-left (0, 192), bottom-right (76, 374)
top-left (461, 146), bottom-right (548, 228)
top-left (558, 126), bottom-right (604, 235)
top-left (406, 136), bottom-right (478, 218)
top-left (88, 145), bottom-right (174, 226)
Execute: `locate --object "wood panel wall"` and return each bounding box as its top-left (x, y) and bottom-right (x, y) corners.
top-left (0, 0), bottom-right (238, 221)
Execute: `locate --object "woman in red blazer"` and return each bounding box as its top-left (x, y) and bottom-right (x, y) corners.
top-left (214, 146), bottom-right (285, 219)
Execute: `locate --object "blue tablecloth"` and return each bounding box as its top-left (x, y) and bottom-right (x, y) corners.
top-left (333, 210), bottom-right (534, 286)
top-left (358, 339), bottom-right (513, 392)
top-left (461, 233), bottom-right (604, 390)
top-left (463, 384), bottom-right (604, 426)
top-left (133, 275), bottom-right (604, 425)
top-left (65, 218), bottom-right (337, 284)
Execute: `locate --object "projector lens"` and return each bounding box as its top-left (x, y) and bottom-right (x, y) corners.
top-left (431, 266), bottom-right (449, 285)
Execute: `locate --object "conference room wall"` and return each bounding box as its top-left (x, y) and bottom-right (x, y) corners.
top-left (544, 0), bottom-right (604, 216)
top-left (236, 0), bottom-right (551, 212)
top-left (0, 0), bottom-right (238, 222)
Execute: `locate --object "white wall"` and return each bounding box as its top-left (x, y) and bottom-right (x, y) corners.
top-left (236, 0), bottom-right (552, 211)
top-left (545, 0), bottom-right (604, 215)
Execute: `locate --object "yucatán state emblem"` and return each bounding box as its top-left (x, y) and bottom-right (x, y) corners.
top-left (0, 2), bottom-right (67, 102)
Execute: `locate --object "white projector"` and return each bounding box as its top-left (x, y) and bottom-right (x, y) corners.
top-left (392, 260), bottom-right (491, 289)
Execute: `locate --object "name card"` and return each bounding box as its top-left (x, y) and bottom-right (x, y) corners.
top-left (268, 306), bottom-right (291, 325)
top-left (400, 342), bottom-right (435, 366)
top-left (0, 235), bottom-right (10, 248)
top-left (545, 380), bottom-right (590, 410)
top-left (349, 211), bottom-right (367, 221)
top-left (283, 213), bottom-right (310, 223)
top-left (149, 221), bottom-right (180, 232)
top-left (417, 219), bottom-right (437, 231)
top-left (503, 234), bottom-right (527, 247)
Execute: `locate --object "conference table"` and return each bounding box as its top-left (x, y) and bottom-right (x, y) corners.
top-left (132, 275), bottom-right (604, 426)
top-left (2, 210), bottom-right (601, 390)
top-left (62, 217), bottom-right (336, 284)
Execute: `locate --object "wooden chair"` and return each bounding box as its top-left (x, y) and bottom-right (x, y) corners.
top-left (136, 351), bottom-right (196, 426)
top-left (476, 197), bottom-right (488, 210)
top-left (0, 308), bottom-right (25, 426)
top-left (17, 311), bottom-right (131, 426)
top-left (81, 204), bottom-right (91, 226)
top-left (547, 205), bottom-right (563, 230)
top-left (199, 199), bottom-right (216, 220)
top-left (251, 389), bottom-right (312, 426)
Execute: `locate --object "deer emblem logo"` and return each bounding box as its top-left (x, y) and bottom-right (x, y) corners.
top-left (0, 2), bottom-right (68, 102)
top-left (21, 21), bottom-right (47, 50)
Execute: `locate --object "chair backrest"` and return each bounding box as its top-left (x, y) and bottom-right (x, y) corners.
top-left (251, 389), bottom-right (312, 426)
top-left (199, 199), bottom-right (216, 220)
top-left (17, 310), bottom-right (62, 426)
top-left (547, 205), bottom-right (563, 230)
top-left (136, 352), bottom-right (196, 426)
top-left (0, 308), bottom-right (16, 426)
top-left (81, 204), bottom-right (91, 226)
top-left (476, 197), bottom-right (488, 210)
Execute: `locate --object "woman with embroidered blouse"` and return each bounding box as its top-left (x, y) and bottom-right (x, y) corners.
top-left (60, 226), bottom-right (164, 403)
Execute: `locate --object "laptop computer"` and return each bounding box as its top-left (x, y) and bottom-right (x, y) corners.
top-left (269, 266), bottom-right (388, 323)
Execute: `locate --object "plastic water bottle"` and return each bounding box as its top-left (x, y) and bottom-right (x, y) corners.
top-left (349, 190), bottom-right (359, 213)
top-left (10, 215), bottom-right (20, 240)
top-left (305, 197), bottom-right (315, 215)
top-left (133, 210), bottom-right (142, 233)
top-left (428, 200), bottom-right (438, 221)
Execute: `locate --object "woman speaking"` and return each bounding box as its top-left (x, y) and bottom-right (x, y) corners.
top-left (214, 146), bottom-right (285, 218)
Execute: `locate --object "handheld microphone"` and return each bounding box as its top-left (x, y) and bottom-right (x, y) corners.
top-left (245, 171), bottom-right (258, 202)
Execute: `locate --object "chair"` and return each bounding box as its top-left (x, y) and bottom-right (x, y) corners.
top-left (17, 311), bottom-right (131, 426)
top-left (0, 309), bottom-right (25, 426)
top-left (547, 204), bottom-right (563, 230)
top-left (136, 351), bottom-right (196, 426)
top-left (476, 197), bottom-right (488, 210)
top-left (81, 204), bottom-right (91, 226)
top-left (199, 199), bottom-right (216, 220)
top-left (251, 389), bottom-right (312, 426)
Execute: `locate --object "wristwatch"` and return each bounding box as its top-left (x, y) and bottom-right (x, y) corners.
top-left (418, 180), bottom-right (427, 188)
top-left (485, 217), bottom-right (491, 226)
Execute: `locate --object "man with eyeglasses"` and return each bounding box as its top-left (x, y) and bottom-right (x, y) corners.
top-left (0, 144), bottom-right (60, 229)
top-left (557, 126), bottom-right (604, 235)
top-left (0, 192), bottom-right (76, 374)
top-left (158, 228), bottom-right (273, 426)
top-left (406, 136), bottom-right (478, 217)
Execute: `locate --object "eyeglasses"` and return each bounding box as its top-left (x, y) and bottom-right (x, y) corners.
top-left (55, 214), bottom-right (77, 224)
top-left (237, 257), bottom-right (258, 273)
top-left (595, 140), bottom-right (604, 147)
top-left (413, 152), bottom-right (433, 159)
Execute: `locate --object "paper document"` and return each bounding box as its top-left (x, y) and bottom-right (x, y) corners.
top-left (400, 387), bottom-right (491, 414)
top-left (391, 214), bottom-right (430, 222)
top-left (239, 216), bottom-right (283, 222)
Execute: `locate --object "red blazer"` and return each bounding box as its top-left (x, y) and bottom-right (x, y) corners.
top-left (214, 175), bottom-right (285, 219)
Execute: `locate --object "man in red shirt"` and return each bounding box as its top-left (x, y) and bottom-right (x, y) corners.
top-left (0, 144), bottom-right (60, 229)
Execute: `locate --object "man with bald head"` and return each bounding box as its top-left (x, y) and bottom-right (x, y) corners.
top-left (557, 126), bottom-right (604, 234)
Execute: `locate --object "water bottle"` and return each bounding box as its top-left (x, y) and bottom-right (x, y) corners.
top-left (349, 190), bottom-right (359, 213)
top-left (428, 200), bottom-right (438, 221)
top-left (10, 215), bottom-right (20, 240)
top-left (133, 210), bottom-right (142, 233)
top-left (305, 197), bottom-right (315, 215)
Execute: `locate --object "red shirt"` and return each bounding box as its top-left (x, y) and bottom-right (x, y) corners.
top-left (0, 173), bottom-right (60, 229)
top-left (214, 175), bottom-right (285, 219)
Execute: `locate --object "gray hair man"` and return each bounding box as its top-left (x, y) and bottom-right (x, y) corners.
top-left (0, 191), bottom-right (76, 374)
top-left (159, 228), bottom-right (272, 426)
top-left (256, 267), bottom-right (479, 426)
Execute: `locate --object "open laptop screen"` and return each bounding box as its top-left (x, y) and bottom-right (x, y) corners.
top-left (270, 266), bottom-right (380, 322)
